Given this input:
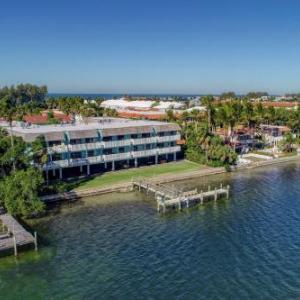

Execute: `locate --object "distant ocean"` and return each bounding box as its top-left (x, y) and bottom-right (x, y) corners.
top-left (48, 93), bottom-right (201, 100)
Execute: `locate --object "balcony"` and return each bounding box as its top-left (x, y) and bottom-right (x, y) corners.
top-left (131, 137), bottom-right (157, 145)
top-left (103, 152), bottom-right (132, 162)
top-left (102, 139), bottom-right (131, 148)
top-left (68, 143), bottom-right (87, 152)
top-left (43, 145), bottom-right (181, 170)
top-left (43, 159), bottom-right (69, 170)
top-left (132, 149), bottom-right (158, 158)
top-left (47, 144), bottom-right (68, 154)
top-left (88, 155), bottom-right (103, 164)
top-left (158, 146), bottom-right (181, 155)
top-left (85, 142), bottom-right (103, 151)
top-left (157, 134), bottom-right (181, 143)
top-left (69, 158), bottom-right (89, 167)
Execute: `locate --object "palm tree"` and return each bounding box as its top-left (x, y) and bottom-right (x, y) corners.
top-left (201, 95), bottom-right (215, 133)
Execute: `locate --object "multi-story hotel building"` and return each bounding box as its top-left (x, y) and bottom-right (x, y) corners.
top-left (6, 118), bottom-right (181, 180)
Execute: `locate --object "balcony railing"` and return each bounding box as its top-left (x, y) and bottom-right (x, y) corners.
top-left (85, 142), bottom-right (103, 151)
top-left (47, 144), bottom-right (68, 154)
top-left (43, 159), bottom-right (69, 169)
top-left (47, 135), bottom-right (181, 155)
top-left (69, 158), bottom-right (89, 167)
top-left (157, 134), bottom-right (181, 143)
top-left (68, 144), bottom-right (87, 152)
top-left (103, 152), bottom-right (132, 162)
top-left (44, 146), bottom-right (182, 169)
top-left (131, 137), bottom-right (158, 145)
top-left (88, 155), bottom-right (103, 164)
top-left (102, 139), bottom-right (131, 148)
top-left (132, 149), bottom-right (158, 158)
top-left (158, 146), bottom-right (181, 155)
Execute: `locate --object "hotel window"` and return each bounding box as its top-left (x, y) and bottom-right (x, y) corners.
top-left (103, 136), bottom-right (113, 142)
top-left (142, 133), bottom-right (151, 138)
top-left (85, 137), bottom-right (98, 143)
top-left (103, 148), bottom-right (112, 155)
top-left (70, 152), bottom-right (82, 159)
top-left (70, 139), bottom-right (82, 145)
top-left (52, 153), bottom-right (62, 161)
top-left (87, 150), bottom-right (95, 157)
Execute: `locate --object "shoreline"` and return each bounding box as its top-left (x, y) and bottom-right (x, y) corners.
top-left (41, 154), bottom-right (300, 202)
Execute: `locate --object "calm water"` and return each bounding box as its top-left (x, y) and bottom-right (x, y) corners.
top-left (1, 163), bottom-right (300, 299)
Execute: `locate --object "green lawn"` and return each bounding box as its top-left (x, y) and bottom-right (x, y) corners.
top-left (74, 160), bottom-right (204, 190)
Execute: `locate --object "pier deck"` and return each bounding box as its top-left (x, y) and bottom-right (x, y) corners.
top-left (0, 214), bottom-right (37, 255)
top-left (132, 178), bottom-right (230, 213)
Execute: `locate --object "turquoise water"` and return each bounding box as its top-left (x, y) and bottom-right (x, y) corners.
top-left (1, 163), bottom-right (300, 299)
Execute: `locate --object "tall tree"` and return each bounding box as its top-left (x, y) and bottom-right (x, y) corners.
top-left (0, 168), bottom-right (45, 217)
top-left (201, 95), bottom-right (215, 133)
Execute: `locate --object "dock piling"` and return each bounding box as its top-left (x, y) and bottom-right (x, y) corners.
top-left (13, 236), bottom-right (17, 256)
top-left (34, 231), bottom-right (38, 251)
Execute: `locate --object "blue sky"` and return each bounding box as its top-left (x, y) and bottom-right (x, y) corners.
top-left (1, 0), bottom-right (300, 94)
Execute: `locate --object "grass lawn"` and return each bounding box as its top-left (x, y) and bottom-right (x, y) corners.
top-left (74, 160), bottom-right (204, 190)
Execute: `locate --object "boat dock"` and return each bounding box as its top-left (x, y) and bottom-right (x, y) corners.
top-left (0, 213), bottom-right (37, 256)
top-left (132, 178), bottom-right (230, 213)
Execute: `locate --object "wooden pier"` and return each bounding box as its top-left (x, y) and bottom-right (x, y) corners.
top-left (132, 178), bottom-right (230, 213)
top-left (0, 214), bottom-right (37, 256)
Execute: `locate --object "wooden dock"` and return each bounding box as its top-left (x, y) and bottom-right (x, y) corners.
top-left (132, 178), bottom-right (230, 213)
top-left (0, 214), bottom-right (37, 256)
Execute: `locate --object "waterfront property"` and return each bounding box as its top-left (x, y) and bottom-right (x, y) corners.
top-left (260, 124), bottom-right (290, 146)
top-left (4, 118), bottom-right (181, 180)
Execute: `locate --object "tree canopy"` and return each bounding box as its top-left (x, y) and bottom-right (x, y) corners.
top-left (0, 129), bottom-right (45, 217)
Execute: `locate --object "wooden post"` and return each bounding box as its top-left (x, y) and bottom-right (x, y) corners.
top-left (227, 185), bottom-right (230, 199)
top-left (34, 231), bottom-right (38, 251)
top-left (13, 236), bottom-right (17, 256)
top-left (200, 190), bottom-right (203, 205)
top-left (163, 203), bottom-right (166, 214)
top-left (157, 202), bottom-right (160, 212)
top-left (214, 187), bottom-right (217, 201)
top-left (220, 183), bottom-right (223, 189)
top-left (178, 200), bottom-right (181, 211)
top-left (186, 198), bottom-right (189, 208)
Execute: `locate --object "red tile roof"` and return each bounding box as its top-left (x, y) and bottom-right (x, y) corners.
top-left (23, 111), bottom-right (72, 124)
